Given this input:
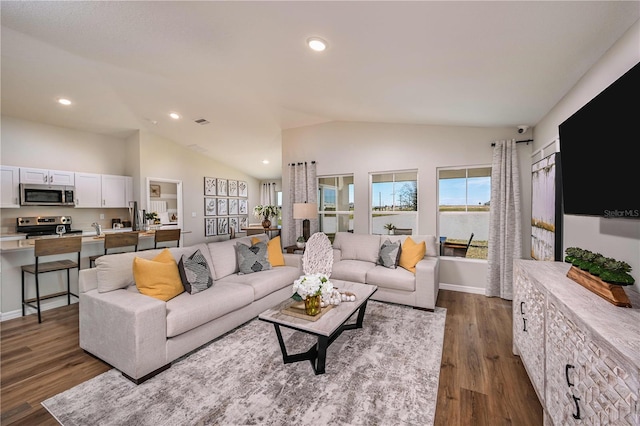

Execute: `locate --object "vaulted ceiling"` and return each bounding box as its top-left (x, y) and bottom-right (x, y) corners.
top-left (2, 1), bottom-right (638, 179)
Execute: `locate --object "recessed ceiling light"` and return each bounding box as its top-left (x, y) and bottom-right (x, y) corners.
top-left (262, 159), bottom-right (270, 164)
top-left (169, 112), bottom-right (181, 120)
top-left (58, 98), bottom-right (72, 106)
top-left (307, 37), bottom-right (327, 52)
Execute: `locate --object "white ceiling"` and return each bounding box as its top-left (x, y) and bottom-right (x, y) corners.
top-left (2, 1), bottom-right (639, 179)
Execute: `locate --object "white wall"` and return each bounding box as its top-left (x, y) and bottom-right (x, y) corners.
top-left (282, 121), bottom-right (532, 291)
top-left (534, 20), bottom-right (640, 292)
top-left (138, 131), bottom-right (261, 246)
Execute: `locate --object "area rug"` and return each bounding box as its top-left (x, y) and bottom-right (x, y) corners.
top-left (43, 301), bottom-right (446, 425)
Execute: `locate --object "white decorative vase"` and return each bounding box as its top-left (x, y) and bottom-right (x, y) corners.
top-left (296, 242), bottom-right (305, 249)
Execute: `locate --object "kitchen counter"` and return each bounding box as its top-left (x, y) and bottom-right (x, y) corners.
top-left (0, 230), bottom-right (158, 252)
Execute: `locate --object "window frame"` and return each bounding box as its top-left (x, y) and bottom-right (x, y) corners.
top-left (369, 169), bottom-right (418, 235)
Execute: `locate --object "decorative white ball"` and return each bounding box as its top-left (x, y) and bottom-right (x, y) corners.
top-left (350, 295), bottom-right (356, 302)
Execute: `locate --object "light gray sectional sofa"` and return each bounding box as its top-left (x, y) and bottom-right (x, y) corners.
top-left (79, 234), bottom-right (302, 384)
top-left (330, 232), bottom-right (440, 310)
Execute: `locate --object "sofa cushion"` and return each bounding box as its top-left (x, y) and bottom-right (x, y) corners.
top-left (218, 266), bottom-right (300, 300)
top-left (95, 243), bottom-right (214, 293)
top-left (207, 235), bottom-right (267, 279)
top-left (399, 236), bottom-right (426, 274)
top-left (333, 232), bottom-right (381, 263)
top-left (133, 249), bottom-right (184, 301)
top-left (178, 249), bottom-right (214, 294)
top-left (366, 265), bottom-right (416, 291)
top-left (165, 282), bottom-right (254, 338)
top-left (252, 235), bottom-right (285, 267)
top-left (236, 241), bottom-right (272, 274)
top-left (330, 260), bottom-right (376, 283)
top-left (377, 239), bottom-right (401, 269)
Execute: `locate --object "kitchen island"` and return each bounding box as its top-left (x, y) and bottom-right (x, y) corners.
top-left (0, 229), bottom-right (182, 320)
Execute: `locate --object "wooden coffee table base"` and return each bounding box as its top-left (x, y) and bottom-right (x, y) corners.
top-left (270, 299), bottom-right (370, 375)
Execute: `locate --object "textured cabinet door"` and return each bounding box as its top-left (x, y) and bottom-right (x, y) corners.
top-left (546, 298), bottom-right (639, 425)
top-left (513, 269), bottom-right (546, 400)
top-left (0, 165), bottom-right (20, 207)
top-left (74, 172), bottom-right (102, 207)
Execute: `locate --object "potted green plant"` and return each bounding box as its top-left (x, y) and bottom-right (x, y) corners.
top-left (253, 205), bottom-right (279, 229)
top-left (383, 223), bottom-right (396, 235)
top-left (296, 236), bottom-right (306, 249)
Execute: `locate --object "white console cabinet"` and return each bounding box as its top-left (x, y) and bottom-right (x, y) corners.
top-left (513, 260), bottom-right (640, 425)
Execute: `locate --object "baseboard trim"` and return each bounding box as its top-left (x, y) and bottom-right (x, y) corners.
top-left (440, 283), bottom-right (486, 295)
top-left (1, 298), bottom-right (79, 322)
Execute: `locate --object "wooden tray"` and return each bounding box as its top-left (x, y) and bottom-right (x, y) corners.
top-left (281, 302), bottom-right (333, 322)
top-left (567, 266), bottom-right (632, 308)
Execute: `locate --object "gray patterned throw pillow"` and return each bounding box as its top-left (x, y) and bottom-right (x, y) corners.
top-left (378, 239), bottom-right (401, 269)
top-left (178, 249), bottom-right (214, 294)
top-left (236, 242), bottom-right (272, 274)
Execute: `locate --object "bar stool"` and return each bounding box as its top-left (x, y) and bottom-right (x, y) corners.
top-left (21, 236), bottom-right (82, 323)
top-left (89, 231), bottom-right (140, 267)
top-left (154, 228), bottom-right (181, 249)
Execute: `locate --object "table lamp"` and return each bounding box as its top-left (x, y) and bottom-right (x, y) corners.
top-left (293, 202), bottom-right (318, 241)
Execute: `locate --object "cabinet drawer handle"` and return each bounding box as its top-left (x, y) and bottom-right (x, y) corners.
top-left (572, 395), bottom-right (581, 420)
top-left (520, 301), bottom-right (525, 315)
top-left (565, 364), bottom-right (575, 387)
top-left (522, 318), bottom-right (527, 332)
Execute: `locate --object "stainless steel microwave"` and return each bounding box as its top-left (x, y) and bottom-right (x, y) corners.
top-left (19, 184), bottom-right (75, 206)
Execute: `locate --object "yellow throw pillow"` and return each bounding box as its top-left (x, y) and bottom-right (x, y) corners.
top-left (252, 235), bottom-right (285, 267)
top-left (399, 236), bottom-right (426, 274)
top-left (133, 248), bottom-right (184, 301)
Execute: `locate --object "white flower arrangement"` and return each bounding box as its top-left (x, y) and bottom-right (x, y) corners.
top-left (292, 273), bottom-right (334, 301)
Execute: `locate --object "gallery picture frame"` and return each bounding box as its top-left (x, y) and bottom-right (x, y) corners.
top-left (238, 199), bottom-right (247, 215)
top-left (205, 218), bottom-right (217, 236)
top-left (229, 198), bottom-right (239, 215)
top-left (239, 216), bottom-right (248, 229)
top-left (238, 181), bottom-right (248, 197)
top-left (217, 178), bottom-right (228, 196)
top-left (204, 197), bottom-right (216, 216)
top-left (204, 177), bottom-right (217, 196)
top-left (531, 151), bottom-right (563, 261)
top-left (217, 217), bottom-right (229, 235)
top-left (228, 180), bottom-right (238, 197)
top-left (229, 217), bottom-right (239, 233)
top-left (150, 184), bottom-right (161, 198)
top-left (217, 198), bottom-right (228, 216)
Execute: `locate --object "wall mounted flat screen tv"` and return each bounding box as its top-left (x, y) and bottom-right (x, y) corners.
top-left (558, 61), bottom-right (639, 219)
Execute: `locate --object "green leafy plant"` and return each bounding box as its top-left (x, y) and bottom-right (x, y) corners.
top-left (564, 247), bottom-right (635, 286)
top-left (144, 212), bottom-right (159, 223)
top-left (297, 236), bottom-right (305, 243)
top-left (383, 223), bottom-right (396, 231)
top-left (253, 205), bottom-right (279, 220)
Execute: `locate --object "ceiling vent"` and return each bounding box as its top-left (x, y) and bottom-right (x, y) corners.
top-left (187, 144), bottom-right (208, 153)
top-left (194, 118), bottom-right (210, 125)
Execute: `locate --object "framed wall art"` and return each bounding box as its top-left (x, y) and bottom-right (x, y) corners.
top-left (229, 198), bottom-right (239, 215)
top-left (217, 178), bottom-right (228, 196)
top-left (205, 218), bottom-right (217, 236)
top-left (239, 199), bottom-right (247, 215)
top-left (217, 217), bottom-right (229, 235)
top-left (238, 181), bottom-right (248, 197)
top-left (531, 152), bottom-right (563, 261)
top-left (204, 177), bottom-right (216, 196)
top-left (239, 216), bottom-right (248, 229)
top-left (150, 184), bottom-right (161, 198)
top-left (205, 197), bottom-right (216, 216)
top-left (217, 198), bottom-right (228, 216)
top-left (228, 180), bottom-right (238, 197)
top-left (229, 217), bottom-right (239, 233)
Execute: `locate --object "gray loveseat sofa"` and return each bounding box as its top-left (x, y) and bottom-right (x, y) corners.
top-left (330, 232), bottom-right (440, 310)
top-left (79, 234), bottom-right (302, 383)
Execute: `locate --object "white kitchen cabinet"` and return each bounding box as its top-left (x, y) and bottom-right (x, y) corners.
top-left (20, 167), bottom-right (75, 186)
top-left (74, 172), bottom-right (102, 208)
top-left (101, 174), bottom-right (132, 208)
top-left (0, 165), bottom-right (20, 208)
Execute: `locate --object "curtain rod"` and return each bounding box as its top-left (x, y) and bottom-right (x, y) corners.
top-left (491, 139), bottom-right (533, 147)
top-left (287, 161), bottom-right (316, 166)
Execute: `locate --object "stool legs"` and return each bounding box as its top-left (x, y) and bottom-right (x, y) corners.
top-left (35, 267), bottom-right (42, 324)
top-left (21, 270), bottom-right (26, 317)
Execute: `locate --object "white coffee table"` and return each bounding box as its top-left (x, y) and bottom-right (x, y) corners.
top-left (258, 281), bottom-right (377, 375)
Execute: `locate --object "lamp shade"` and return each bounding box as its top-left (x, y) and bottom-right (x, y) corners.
top-left (293, 203), bottom-right (318, 219)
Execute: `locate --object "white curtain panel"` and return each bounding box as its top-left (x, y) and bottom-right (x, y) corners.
top-left (286, 161), bottom-right (318, 246)
top-left (486, 139), bottom-right (522, 300)
top-left (260, 183), bottom-right (276, 206)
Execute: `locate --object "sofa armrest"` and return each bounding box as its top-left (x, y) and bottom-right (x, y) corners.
top-left (79, 268), bottom-right (98, 293)
top-left (79, 288), bottom-right (167, 380)
top-left (414, 256), bottom-right (440, 310)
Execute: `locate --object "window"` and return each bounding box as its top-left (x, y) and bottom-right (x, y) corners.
top-left (438, 167), bottom-right (491, 259)
top-left (371, 170), bottom-right (418, 234)
top-left (318, 175), bottom-right (354, 240)
top-left (276, 191), bottom-right (282, 227)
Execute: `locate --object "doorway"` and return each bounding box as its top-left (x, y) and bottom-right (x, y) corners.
top-left (146, 177), bottom-right (183, 231)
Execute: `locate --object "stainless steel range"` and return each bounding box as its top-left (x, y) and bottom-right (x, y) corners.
top-left (16, 216), bottom-right (84, 239)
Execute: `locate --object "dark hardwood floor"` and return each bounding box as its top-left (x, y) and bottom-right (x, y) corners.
top-left (1, 290), bottom-right (542, 425)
